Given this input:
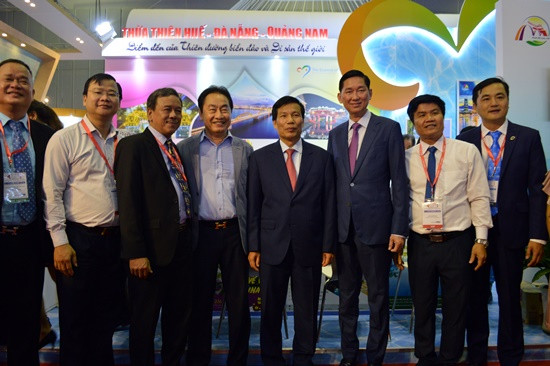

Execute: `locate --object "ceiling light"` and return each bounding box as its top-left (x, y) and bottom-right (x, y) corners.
top-left (43, 97), bottom-right (50, 104)
top-left (79, 40), bottom-right (84, 44)
top-left (24, 0), bottom-right (30, 3)
top-left (95, 21), bottom-right (117, 42)
top-left (20, 43), bottom-right (26, 47)
top-left (30, 3), bottom-right (36, 7)
top-left (1, 33), bottom-right (7, 37)
top-left (76, 37), bottom-right (81, 41)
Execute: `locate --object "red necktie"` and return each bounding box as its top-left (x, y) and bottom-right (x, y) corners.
top-left (286, 148), bottom-right (297, 191)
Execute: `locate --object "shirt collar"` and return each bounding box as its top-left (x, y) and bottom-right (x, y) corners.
top-left (199, 130), bottom-right (233, 145)
top-left (280, 138), bottom-right (303, 154)
top-left (148, 125), bottom-right (170, 144)
top-left (81, 115), bottom-right (117, 139)
top-left (481, 120), bottom-right (508, 137)
top-left (348, 110), bottom-right (371, 130)
top-left (419, 135), bottom-right (445, 155)
top-left (0, 112), bottom-right (29, 129)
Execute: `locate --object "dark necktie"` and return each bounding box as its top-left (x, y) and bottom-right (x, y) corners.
top-left (9, 120), bottom-right (36, 222)
top-left (425, 146), bottom-right (437, 200)
top-left (349, 123), bottom-right (361, 175)
top-left (286, 148), bottom-right (297, 191)
top-left (165, 139), bottom-right (192, 218)
top-left (487, 130), bottom-right (502, 215)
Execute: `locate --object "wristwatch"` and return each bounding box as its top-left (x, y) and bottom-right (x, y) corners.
top-left (475, 238), bottom-right (489, 248)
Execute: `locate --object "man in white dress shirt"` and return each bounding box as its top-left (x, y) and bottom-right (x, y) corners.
top-left (405, 94), bottom-right (492, 366)
top-left (43, 73), bottom-right (125, 366)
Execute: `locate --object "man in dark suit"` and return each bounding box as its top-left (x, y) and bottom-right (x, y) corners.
top-left (458, 77), bottom-right (548, 366)
top-left (178, 85), bottom-right (252, 366)
top-left (0, 58), bottom-right (54, 365)
top-left (115, 87), bottom-right (195, 366)
top-left (248, 95), bottom-right (336, 366)
top-left (327, 69), bottom-right (409, 366)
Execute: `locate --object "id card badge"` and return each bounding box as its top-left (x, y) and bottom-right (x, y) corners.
top-left (422, 200), bottom-right (443, 229)
top-left (488, 180), bottom-right (498, 204)
top-left (3, 172), bottom-right (30, 203)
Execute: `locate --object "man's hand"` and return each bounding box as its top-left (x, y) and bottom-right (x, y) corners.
top-left (469, 243), bottom-right (487, 271)
top-left (129, 257), bottom-right (153, 279)
top-left (322, 252), bottom-right (334, 267)
top-left (248, 251), bottom-right (260, 272)
top-left (392, 251), bottom-right (404, 270)
top-left (525, 241), bottom-right (544, 267)
top-left (388, 234), bottom-right (405, 253)
top-left (54, 244), bottom-right (78, 277)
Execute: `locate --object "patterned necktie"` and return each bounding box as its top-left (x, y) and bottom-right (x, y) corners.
top-left (9, 120), bottom-right (36, 222)
top-left (487, 130), bottom-right (502, 215)
top-left (286, 148), bottom-right (297, 191)
top-left (425, 146), bottom-right (437, 200)
top-left (348, 123), bottom-right (361, 175)
top-left (165, 139), bottom-right (192, 218)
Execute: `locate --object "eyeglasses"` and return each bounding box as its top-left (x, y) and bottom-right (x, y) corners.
top-left (89, 89), bottom-right (119, 98)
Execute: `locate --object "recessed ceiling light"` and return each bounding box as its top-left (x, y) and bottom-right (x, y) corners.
top-left (21, 43), bottom-right (26, 47)
top-left (79, 40), bottom-right (84, 44)
top-left (24, 0), bottom-right (30, 3)
top-left (1, 33), bottom-right (7, 37)
top-left (43, 97), bottom-right (50, 104)
top-left (76, 37), bottom-right (81, 41)
top-left (30, 3), bottom-right (36, 7)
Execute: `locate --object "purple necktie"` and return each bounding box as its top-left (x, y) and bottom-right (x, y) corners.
top-left (349, 123), bottom-right (361, 174)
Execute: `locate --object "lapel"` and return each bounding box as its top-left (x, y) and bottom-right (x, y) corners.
top-left (144, 128), bottom-right (172, 182)
top-left (337, 123), bottom-right (352, 176)
top-left (232, 138), bottom-right (243, 184)
top-left (500, 121), bottom-right (519, 179)
top-left (352, 116), bottom-right (380, 179)
top-left (268, 141), bottom-right (294, 195)
top-left (294, 140), bottom-right (312, 195)
top-left (188, 135), bottom-right (201, 191)
top-left (472, 126), bottom-right (483, 153)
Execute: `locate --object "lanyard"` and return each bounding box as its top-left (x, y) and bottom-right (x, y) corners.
top-left (0, 118), bottom-right (31, 166)
top-left (481, 131), bottom-right (506, 178)
top-left (154, 137), bottom-right (188, 182)
top-left (81, 120), bottom-right (117, 175)
top-left (419, 138), bottom-right (446, 199)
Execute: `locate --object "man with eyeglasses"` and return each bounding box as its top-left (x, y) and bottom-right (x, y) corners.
top-left (43, 73), bottom-right (125, 366)
top-left (0, 59), bottom-right (54, 365)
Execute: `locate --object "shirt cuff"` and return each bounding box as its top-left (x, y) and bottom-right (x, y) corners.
top-left (51, 229), bottom-right (69, 247)
top-left (531, 239), bottom-right (547, 245)
top-left (474, 226), bottom-right (488, 240)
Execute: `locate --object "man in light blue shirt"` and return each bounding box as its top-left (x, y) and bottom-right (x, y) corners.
top-left (178, 85), bottom-right (252, 366)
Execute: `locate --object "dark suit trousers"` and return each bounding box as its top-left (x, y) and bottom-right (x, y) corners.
top-left (0, 221), bottom-right (43, 366)
top-left (260, 248), bottom-right (321, 366)
top-left (408, 229), bottom-right (474, 365)
top-left (337, 224), bottom-right (392, 365)
top-left (186, 220), bottom-right (250, 366)
top-left (467, 215), bottom-right (525, 366)
top-left (56, 222), bottom-right (125, 366)
top-left (128, 226), bottom-right (193, 366)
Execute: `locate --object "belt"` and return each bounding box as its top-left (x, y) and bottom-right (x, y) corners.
top-left (67, 221), bottom-right (119, 236)
top-left (0, 224), bottom-right (34, 236)
top-left (199, 218), bottom-right (238, 230)
top-left (414, 230), bottom-right (464, 243)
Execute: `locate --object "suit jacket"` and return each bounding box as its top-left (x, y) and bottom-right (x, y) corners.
top-left (0, 120), bottom-right (54, 263)
top-left (457, 121), bottom-right (548, 247)
top-left (327, 115), bottom-right (409, 245)
top-left (177, 133), bottom-right (253, 253)
top-left (247, 140), bottom-right (336, 267)
top-left (115, 128), bottom-right (196, 267)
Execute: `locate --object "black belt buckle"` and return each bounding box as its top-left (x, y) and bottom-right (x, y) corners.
top-left (0, 226), bottom-right (19, 235)
top-left (428, 234), bottom-right (444, 243)
top-left (215, 221), bottom-right (228, 230)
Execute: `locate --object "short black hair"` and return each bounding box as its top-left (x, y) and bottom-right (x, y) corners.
top-left (472, 77), bottom-right (509, 104)
top-left (272, 96), bottom-right (305, 121)
top-left (82, 73), bottom-right (121, 99)
top-left (0, 59), bottom-right (33, 76)
top-left (197, 85), bottom-right (233, 112)
top-left (146, 88), bottom-right (182, 111)
top-left (339, 69), bottom-right (371, 91)
top-left (28, 100), bottom-right (63, 130)
top-left (407, 94), bottom-right (445, 121)
top-left (403, 134), bottom-right (416, 146)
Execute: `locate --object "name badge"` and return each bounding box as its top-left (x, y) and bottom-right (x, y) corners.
top-left (3, 172), bottom-right (30, 203)
top-left (422, 200), bottom-right (443, 229)
top-left (488, 180), bottom-right (498, 204)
